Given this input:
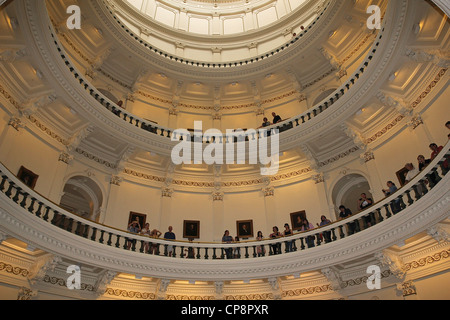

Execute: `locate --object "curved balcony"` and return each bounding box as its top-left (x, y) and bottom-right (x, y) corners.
top-left (0, 142), bottom-right (448, 282)
top-left (102, 0), bottom-right (331, 67)
top-left (21, 0), bottom-right (407, 157)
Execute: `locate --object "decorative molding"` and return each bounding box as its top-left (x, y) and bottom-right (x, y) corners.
top-left (360, 149), bottom-right (375, 163)
top-left (105, 288), bottom-right (156, 300)
top-left (398, 280), bottom-right (417, 297)
top-left (0, 261), bottom-right (29, 277)
top-left (58, 152), bottom-right (73, 164)
top-left (262, 186), bottom-right (274, 197)
top-left (17, 287), bottom-right (38, 300)
top-left (43, 275), bottom-right (95, 291)
top-left (161, 187), bottom-right (173, 198)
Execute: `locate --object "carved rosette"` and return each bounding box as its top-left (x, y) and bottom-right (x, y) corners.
top-left (361, 150), bottom-right (375, 163)
top-left (58, 152), bottom-right (73, 164)
top-left (110, 175), bottom-right (122, 186)
top-left (312, 173), bottom-right (324, 184)
top-left (162, 187), bottom-right (173, 198)
top-left (262, 186), bottom-right (274, 197)
top-left (212, 191), bottom-right (224, 201)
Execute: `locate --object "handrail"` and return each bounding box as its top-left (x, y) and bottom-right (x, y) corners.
top-left (0, 141), bottom-right (448, 260)
top-left (45, 0), bottom-right (388, 144)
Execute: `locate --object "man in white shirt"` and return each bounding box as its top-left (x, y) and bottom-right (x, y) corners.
top-left (404, 163), bottom-right (419, 183)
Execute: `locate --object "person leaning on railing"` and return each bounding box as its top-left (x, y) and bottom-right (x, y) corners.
top-left (338, 205), bottom-right (355, 236)
top-left (382, 181), bottom-right (401, 213)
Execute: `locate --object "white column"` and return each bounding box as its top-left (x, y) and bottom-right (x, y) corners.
top-left (263, 187), bottom-right (277, 228)
top-left (46, 152), bottom-right (73, 203)
top-left (362, 151), bottom-right (385, 202)
top-left (212, 192), bottom-right (224, 242)
top-left (159, 188), bottom-right (173, 230)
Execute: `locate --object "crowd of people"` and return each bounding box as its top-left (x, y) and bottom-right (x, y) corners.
top-left (123, 121), bottom-right (448, 257)
top-left (126, 219), bottom-right (176, 256)
top-left (220, 215), bottom-right (333, 258)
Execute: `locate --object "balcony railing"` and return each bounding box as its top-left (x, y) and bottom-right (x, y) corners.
top-left (1, 143), bottom-right (448, 261)
top-left (45, 0), bottom-right (388, 144)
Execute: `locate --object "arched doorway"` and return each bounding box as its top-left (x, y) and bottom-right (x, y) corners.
top-left (59, 175), bottom-right (104, 221)
top-left (331, 173), bottom-right (373, 219)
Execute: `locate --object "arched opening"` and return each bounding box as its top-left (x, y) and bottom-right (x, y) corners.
top-left (331, 173), bottom-right (373, 219)
top-left (59, 175), bottom-right (104, 221)
top-left (312, 88), bottom-right (337, 106)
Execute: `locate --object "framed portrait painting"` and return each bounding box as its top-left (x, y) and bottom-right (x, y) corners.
top-left (290, 210), bottom-right (307, 231)
top-left (183, 220), bottom-right (200, 239)
top-left (396, 167), bottom-right (409, 186)
top-left (128, 212), bottom-right (146, 230)
top-left (17, 166), bottom-right (38, 189)
top-left (236, 220), bottom-right (254, 238)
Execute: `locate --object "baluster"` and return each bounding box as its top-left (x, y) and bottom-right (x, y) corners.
top-left (212, 248), bottom-right (217, 259)
top-left (107, 233), bottom-right (113, 246)
top-left (5, 181), bottom-right (15, 198)
top-left (376, 208), bottom-right (383, 222)
top-left (12, 187), bottom-right (21, 203)
top-left (252, 246), bottom-right (257, 258)
top-left (221, 248), bottom-right (225, 259)
top-left (157, 244), bottom-right (162, 256)
top-left (75, 221), bottom-right (82, 235)
top-left (432, 167), bottom-right (442, 184)
top-left (316, 233), bottom-right (321, 246)
top-left (99, 230), bottom-right (105, 244)
top-left (405, 189), bottom-right (414, 205)
top-left (172, 246), bottom-right (177, 258)
top-left (91, 228), bottom-right (97, 241)
top-left (370, 211), bottom-right (377, 226)
top-left (384, 203), bottom-right (392, 218)
top-left (196, 248), bottom-right (200, 259)
top-left (268, 245), bottom-right (274, 256)
top-left (51, 211), bottom-right (59, 225)
top-left (163, 244), bottom-right (168, 256)
top-left (27, 197), bottom-right (36, 214)
top-left (412, 185), bottom-right (421, 201)
top-left (245, 246), bottom-right (249, 259)
top-left (66, 218), bottom-right (74, 232)
top-left (426, 173), bottom-right (436, 189)
top-left (331, 228), bottom-right (337, 241)
top-left (419, 180), bottom-right (428, 195)
top-left (338, 225), bottom-right (345, 238)
top-left (139, 241), bottom-right (145, 253)
top-left (58, 214), bottom-right (66, 229)
top-left (0, 175), bottom-right (7, 192)
top-left (131, 237), bottom-right (136, 251)
top-left (354, 219), bottom-right (361, 233)
top-left (36, 202), bottom-right (43, 218)
top-left (83, 225), bottom-right (89, 238)
top-left (204, 248), bottom-right (209, 260)
top-left (115, 235), bottom-right (121, 248)
top-left (43, 206), bottom-right (51, 221)
top-left (300, 238), bottom-right (305, 250)
top-left (398, 195), bottom-right (406, 212)
top-left (19, 191), bottom-right (28, 208)
top-left (180, 246), bottom-right (185, 258)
